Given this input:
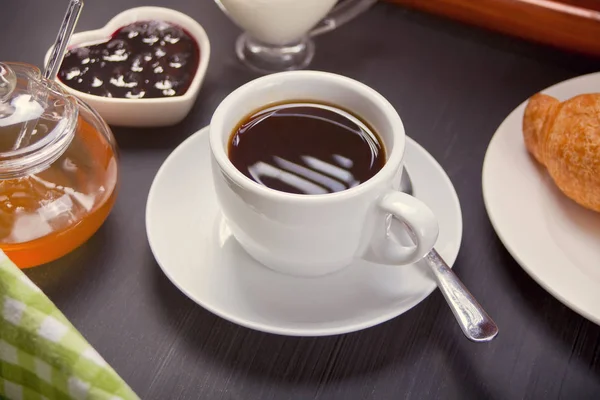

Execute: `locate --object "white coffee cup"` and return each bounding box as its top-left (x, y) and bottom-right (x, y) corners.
top-left (210, 71), bottom-right (439, 277)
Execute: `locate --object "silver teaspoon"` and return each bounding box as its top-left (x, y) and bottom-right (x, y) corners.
top-left (400, 168), bottom-right (499, 342)
top-left (13, 0), bottom-right (84, 150)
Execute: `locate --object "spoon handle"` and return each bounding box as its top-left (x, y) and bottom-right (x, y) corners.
top-left (13, 0), bottom-right (84, 151)
top-left (424, 249), bottom-right (499, 342)
top-left (44, 0), bottom-right (84, 81)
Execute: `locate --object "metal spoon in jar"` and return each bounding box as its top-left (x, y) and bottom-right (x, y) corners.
top-left (400, 168), bottom-right (499, 342)
top-left (13, 0), bottom-right (84, 150)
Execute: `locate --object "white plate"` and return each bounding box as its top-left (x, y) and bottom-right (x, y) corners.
top-left (146, 126), bottom-right (463, 336)
top-left (482, 72), bottom-right (600, 325)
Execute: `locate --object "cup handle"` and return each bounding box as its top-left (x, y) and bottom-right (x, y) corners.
top-left (374, 190), bottom-right (439, 265)
top-left (310, 0), bottom-right (379, 37)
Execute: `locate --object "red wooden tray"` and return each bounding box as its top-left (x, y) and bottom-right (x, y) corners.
top-left (386, 0), bottom-right (600, 57)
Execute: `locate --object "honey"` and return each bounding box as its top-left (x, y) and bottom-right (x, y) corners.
top-left (0, 118), bottom-right (118, 268)
top-left (0, 62), bottom-right (119, 268)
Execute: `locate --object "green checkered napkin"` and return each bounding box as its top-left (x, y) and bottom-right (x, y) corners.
top-left (0, 251), bottom-right (139, 400)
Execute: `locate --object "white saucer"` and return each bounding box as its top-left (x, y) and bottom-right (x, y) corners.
top-left (482, 72), bottom-right (600, 325)
top-left (146, 126), bottom-right (463, 336)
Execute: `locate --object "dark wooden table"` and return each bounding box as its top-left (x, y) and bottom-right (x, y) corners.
top-left (3, 1), bottom-right (600, 399)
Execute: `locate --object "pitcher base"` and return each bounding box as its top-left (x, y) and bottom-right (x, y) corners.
top-left (235, 34), bottom-right (315, 74)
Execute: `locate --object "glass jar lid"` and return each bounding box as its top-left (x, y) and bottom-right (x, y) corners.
top-left (0, 62), bottom-right (78, 179)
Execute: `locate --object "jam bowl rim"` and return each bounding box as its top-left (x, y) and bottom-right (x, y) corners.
top-left (43, 6), bottom-right (211, 127)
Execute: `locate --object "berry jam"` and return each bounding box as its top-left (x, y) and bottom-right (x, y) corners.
top-left (58, 20), bottom-right (200, 99)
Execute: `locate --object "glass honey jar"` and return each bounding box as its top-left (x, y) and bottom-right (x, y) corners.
top-left (0, 62), bottom-right (119, 268)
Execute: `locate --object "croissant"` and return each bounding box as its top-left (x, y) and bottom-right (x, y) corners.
top-left (522, 93), bottom-right (600, 212)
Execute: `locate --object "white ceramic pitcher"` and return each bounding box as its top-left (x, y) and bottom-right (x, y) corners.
top-left (215, 0), bottom-right (378, 73)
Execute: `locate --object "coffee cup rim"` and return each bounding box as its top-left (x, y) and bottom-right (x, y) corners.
top-left (210, 70), bottom-right (405, 203)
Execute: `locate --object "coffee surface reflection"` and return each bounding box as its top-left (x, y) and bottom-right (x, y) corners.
top-left (228, 102), bottom-right (386, 195)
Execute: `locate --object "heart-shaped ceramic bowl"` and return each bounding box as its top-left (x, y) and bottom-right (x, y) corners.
top-left (44, 6), bottom-right (210, 127)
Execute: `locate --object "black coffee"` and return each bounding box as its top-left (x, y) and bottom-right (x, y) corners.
top-left (228, 101), bottom-right (386, 195)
